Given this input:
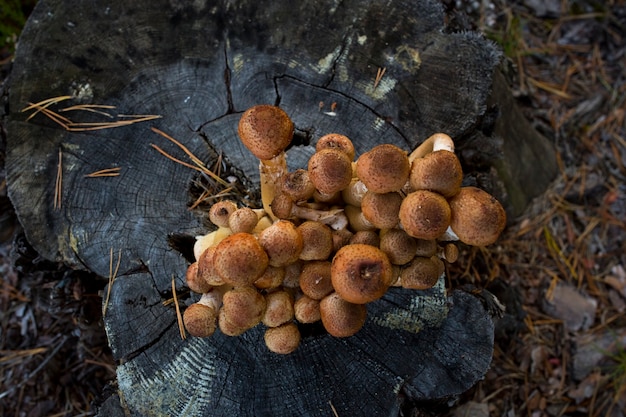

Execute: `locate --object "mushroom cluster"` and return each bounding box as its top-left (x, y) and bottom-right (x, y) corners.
top-left (183, 105), bottom-right (506, 354)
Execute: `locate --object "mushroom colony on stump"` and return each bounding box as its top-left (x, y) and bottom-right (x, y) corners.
top-left (183, 104), bottom-right (506, 354)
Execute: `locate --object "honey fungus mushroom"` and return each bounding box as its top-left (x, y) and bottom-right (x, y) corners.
top-left (356, 144), bottom-right (410, 193)
top-left (399, 190), bottom-right (451, 240)
top-left (331, 244), bottom-right (393, 304)
top-left (448, 186), bottom-right (506, 246)
top-left (213, 232), bottom-right (269, 286)
top-left (320, 292), bottom-right (367, 337)
top-left (308, 148), bottom-right (353, 195)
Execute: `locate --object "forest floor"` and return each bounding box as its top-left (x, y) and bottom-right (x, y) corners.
top-left (1, 1), bottom-right (625, 416)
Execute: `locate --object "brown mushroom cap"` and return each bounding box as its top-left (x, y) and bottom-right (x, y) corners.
top-left (213, 233), bottom-right (269, 286)
top-left (400, 256), bottom-right (441, 290)
top-left (237, 105), bottom-right (294, 160)
top-left (298, 221), bottom-right (333, 261)
top-left (185, 261), bottom-right (213, 294)
top-left (183, 303), bottom-right (217, 338)
top-left (349, 230), bottom-right (380, 247)
top-left (253, 265), bottom-right (286, 290)
top-left (399, 190), bottom-right (451, 240)
top-left (281, 169), bottom-right (316, 201)
top-left (228, 207), bottom-right (260, 234)
top-left (331, 243), bottom-right (393, 304)
top-left (319, 292), bottom-right (367, 337)
top-left (308, 148), bottom-right (353, 195)
top-left (208, 200), bottom-right (238, 228)
top-left (262, 290), bottom-right (295, 327)
top-left (315, 133), bottom-right (355, 161)
top-left (448, 186), bottom-right (506, 246)
top-left (409, 150), bottom-right (463, 197)
top-left (355, 144), bottom-right (410, 193)
top-left (294, 295), bottom-right (321, 323)
top-left (299, 260), bottom-right (334, 300)
top-left (264, 322), bottom-right (301, 354)
top-left (361, 191), bottom-right (402, 229)
top-left (219, 286), bottom-right (267, 336)
top-left (197, 246), bottom-right (225, 286)
top-left (259, 220), bottom-right (304, 267)
top-left (379, 228), bottom-right (418, 265)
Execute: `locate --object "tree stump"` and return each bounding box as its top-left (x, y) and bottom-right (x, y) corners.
top-left (5, 0), bottom-right (555, 416)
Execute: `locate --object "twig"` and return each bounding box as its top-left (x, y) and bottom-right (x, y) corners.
top-left (85, 167), bottom-right (121, 178)
top-left (103, 248), bottom-right (122, 317)
top-left (374, 67), bottom-right (386, 90)
top-left (172, 276), bottom-right (186, 340)
top-left (54, 148), bottom-right (63, 210)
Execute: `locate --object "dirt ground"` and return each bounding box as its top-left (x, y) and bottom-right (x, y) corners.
top-left (1, 1), bottom-right (625, 416)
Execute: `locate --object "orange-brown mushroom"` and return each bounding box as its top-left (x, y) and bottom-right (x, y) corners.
top-left (298, 220), bottom-right (334, 261)
top-left (448, 186), bottom-right (506, 246)
top-left (213, 232), bottom-right (268, 286)
top-left (319, 292), bottom-right (367, 337)
top-left (409, 150), bottom-right (463, 198)
top-left (258, 220), bottom-right (304, 267)
top-left (399, 190), bottom-right (451, 240)
top-left (360, 190), bottom-right (403, 229)
top-left (264, 322), bottom-right (301, 354)
top-left (331, 244), bottom-right (393, 304)
top-left (308, 148), bottom-right (353, 195)
top-left (355, 144), bottom-right (410, 193)
top-left (315, 133), bottom-right (355, 161)
top-left (299, 260), bottom-right (334, 300)
top-left (218, 286), bottom-right (266, 336)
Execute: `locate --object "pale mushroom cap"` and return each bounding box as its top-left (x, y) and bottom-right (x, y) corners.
top-left (183, 303), bottom-right (217, 338)
top-left (448, 186), bottom-right (506, 246)
top-left (320, 292), bottom-right (367, 337)
top-left (356, 144), bottom-right (410, 193)
top-left (264, 322), bottom-right (301, 354)
top-left (238, 105), bottom-right (294, 160)
top-left (308, 148), bottom-right (353, 195)
top-left (208, 200), bottom-right (238, 228)
top-left (185, 261), bottom-right (212, 294)
top-left (219, 286), bottom-right (267, 336)
top-left (228, 207), bottom-right (259, 234)
top-left (299, 260), bottom-right (334, 300)
top-left (399, 190), bottom-right (451, 240)
top-left (409, 150), bottom-right (463, 197)
top-left (298, 221), bottom-right (333, 261)
top-left (316, 133), bottom-right (355, 161)
top-left (331, 243), bottom-right (393, 304)
top-left (262, 290), bottom-right (295, 327)
top-left (213, 232), bottom-right (269, 286)
top-left (197, 246), bottom-right (225, 286)
top-left (259, 220), bottom-right (304, 267)
top-left (361, 191), bottom-right (402, 229)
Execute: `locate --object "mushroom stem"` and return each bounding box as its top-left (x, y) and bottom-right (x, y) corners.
top-left (408, 133), bottom-right (455, 163)
top-left (260, 154), bottom-right (288, 221)
top-left (198, 286), bottom-right (229, 311)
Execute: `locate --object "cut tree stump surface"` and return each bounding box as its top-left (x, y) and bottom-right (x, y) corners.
top-left (2, 0), bottom-right (519, 415)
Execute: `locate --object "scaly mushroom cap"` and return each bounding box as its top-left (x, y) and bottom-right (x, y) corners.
top-left (320, 292), bottom-right (367, 337)
top-left (219, 286), bottom-right (267, 336)
top-left (361, 191), bottom-right (402, 229)
top-left (400, 256), bottom-right (441, 290)
top-left (298, 221), bottom-right (333, 261)
top-left (308, 148), bottom-right (353, 195)
top-left (213, 233), bottom-right (268, 286)
top-left (331, 243), bottom-right (393, 304)
top-left (448, 186), bottom-right (506, 246)
top-left (409, 150), bottom-right (463, 197)
top-left (208, 200), bottom-right (238, 228)
top-left (253, 265), bottom-right (286, 290)
top-left (399, 190), bottom-right (451, 240)
top-left (264, 322), bottom-right (301, 354)
top-left (379, 228), bottom-right (418, 265)
top-left (183, 303), bottom-right (217, 338)
top-left (294, 295), bottom-right (321, 323)
top-left (238, 105), bottom-right (294, 160)
top-left (228, 207), bottom-right (260, 234)
top-left (316, 133), bottom-right (355, 161)
top-left (185, 261), bottom-right (212, 294)
top-left (259, 220), bottom-right (304, 267)
top-left (356, 144), bottom-right (410, 193)
top-left (299, 260), bottom-right (334, 300)
top-left (262, 290), bottom-right (294, 327)
top-left (197, 246), bottom-right (225, 286)
top-left (281, 169), bottom-right (316, 202)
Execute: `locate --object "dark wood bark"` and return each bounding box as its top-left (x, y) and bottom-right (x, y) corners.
top-left (4, 0), bottom-right (553, 415)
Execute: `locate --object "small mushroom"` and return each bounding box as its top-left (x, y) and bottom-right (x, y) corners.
top-left (262, 290), bottom-right (295, 327)
top-left (294, 295), bottom-right (321, 323)
top-left (196, 246), bottom-right (225, 286)
top-left (228, 207), bottom-right (261, 234)
top-left (185, 261), bottom-right (212, 294)
top-left (219, 286), bottom-right (266, 336)
top-left (319, 292), bottom-right (367, 337)
top-left (408, 132), bottom-right (455, 162)
top-left (183, 291), bottom-right (224, 338)
top-left (281, 169), bottom-right (316, 202)
top-left (308, 148), bottom-right (353, 195)
top-left (409, 150), bottom-right (463, 198)
top-left (399, 190), bottom-right (451, 240)
top-left (349, 230), bottom-right (380, 247)
top-left (213, 232), bottom-right (269, 286)
top-left (331, 243), bottom-right (393, 304)
top-left (400, 256), bottom-right (441, 290)
top-left (298, 221), bottom-right (333, 261)
top-left (379, 228), bottom-right (418, 265)
top-left (264, 322), bottom-right (301, 354)
top-left (299, 260), bottom-right (334, 300)
top-left (237, 105), bottom-right (294, 220)
top-left (271, 194), bottom-right (348, 231)
top-left (259, 220), bottom-right (304, 267)
top-left (208, 200), bottom-right (238, 228)
top-left (360, 190), bottom-right (402, 229)
top-left (355, 144), bottom-right (410, 193)
top-left (315, 133), bottom-right (355, 161)
top-left (253, 265), bottom-right (286, 290)
top-left (448, 186), bottom-right (506, 246)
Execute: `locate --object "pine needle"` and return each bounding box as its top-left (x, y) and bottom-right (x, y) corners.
top-left (102, 248), bottom-right (122, 317)
top-left (54, 148), bottom-right (63, 210)
top-left (172, 276), bottom-right (186, 340)
top-left (85, 167), bottom-right (121, 178)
